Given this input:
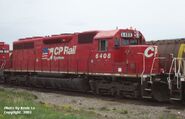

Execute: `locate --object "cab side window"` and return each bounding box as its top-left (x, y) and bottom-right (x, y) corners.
top-left (98, 40), bottom-right (108, 51)
top-left (114, 38), bottom-right (120, 47)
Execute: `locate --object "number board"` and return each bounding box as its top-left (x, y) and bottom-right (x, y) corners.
top-left (121, 32), bottom-right (133, 38)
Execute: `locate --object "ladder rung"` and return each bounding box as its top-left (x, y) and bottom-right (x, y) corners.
top-left (144, 88), bottom-right (152, 91)
top-left (147, 81), bottom-right (152, 83)
top-left (170, 98), bottom-right (181, 101)
top-left (172, 90), bottom-right (181, 92)
top-left (142, 96), bottom-right (152, 99)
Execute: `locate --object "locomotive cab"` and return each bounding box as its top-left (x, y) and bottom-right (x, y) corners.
top-left (94, 29), bottom-right (159, 76)
top-left (120, 30), bottom-right (158, 75)
top-left (114, 30), bottom-right (145, 47)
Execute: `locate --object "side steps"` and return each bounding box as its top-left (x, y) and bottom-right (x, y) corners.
top-left (141, 77), bottom-right (153, 99)
top-left (170, 78), bottom-right (183, 101)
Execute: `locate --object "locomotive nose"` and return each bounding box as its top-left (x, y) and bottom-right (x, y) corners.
top-left (135, 45), bottom-right (159, 74)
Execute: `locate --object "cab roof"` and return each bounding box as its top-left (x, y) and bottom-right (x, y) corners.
top-left (94, 29), bottom-right (119, 39)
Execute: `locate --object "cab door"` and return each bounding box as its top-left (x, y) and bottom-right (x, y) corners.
top-left (89, 39), bottom-right (112, 74)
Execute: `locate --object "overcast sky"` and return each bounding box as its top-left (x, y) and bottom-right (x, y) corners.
top-left (0, 0), bottom-right (185, 46)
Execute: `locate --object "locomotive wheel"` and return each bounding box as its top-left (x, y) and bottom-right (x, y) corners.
top-left (152, 81), bottom-right (170, 102)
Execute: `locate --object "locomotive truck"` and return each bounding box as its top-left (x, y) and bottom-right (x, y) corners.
top-left (0, 28), bottom-right (184, 102)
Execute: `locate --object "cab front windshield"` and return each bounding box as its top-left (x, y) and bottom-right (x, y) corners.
top-left (114, 38), bottom-right (138, 47)
top-left (122, 39), bottom-right (138, 45)
top-left (114, 31), bottom-right (144, 47)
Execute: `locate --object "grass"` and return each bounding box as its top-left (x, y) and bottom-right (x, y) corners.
top-left (112, 108), bottom-right (128, 115)
top-left (0, 87), bottom-right (100, 119)
top-left (119, 110), bottom-right (128, 114)
top-left (159, 114), bottom-right (180, 119)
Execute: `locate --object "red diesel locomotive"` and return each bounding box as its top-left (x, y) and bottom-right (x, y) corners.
top-left (0, 42), bottom-right (9, 72)
top-left (0, 28), bottom-right (184, 102)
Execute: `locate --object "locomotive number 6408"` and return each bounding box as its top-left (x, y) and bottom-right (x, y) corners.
top-left (95, 53), bottom-right (111, 59)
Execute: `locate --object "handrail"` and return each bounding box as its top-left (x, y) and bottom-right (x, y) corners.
top-left (150, 57), bottom-right (166, 74)
top-left (168, 58), bottom-right (185, 90)
top-left (168, 58), bottom-right (175, 90)
top-left (0, 60), bottom-right (6, 70)
top-left (137, 52), bottom-right (145, 85)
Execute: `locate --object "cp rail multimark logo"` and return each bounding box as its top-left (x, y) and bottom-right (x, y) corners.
top-left (42, 46), bottom-right (76, 60)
